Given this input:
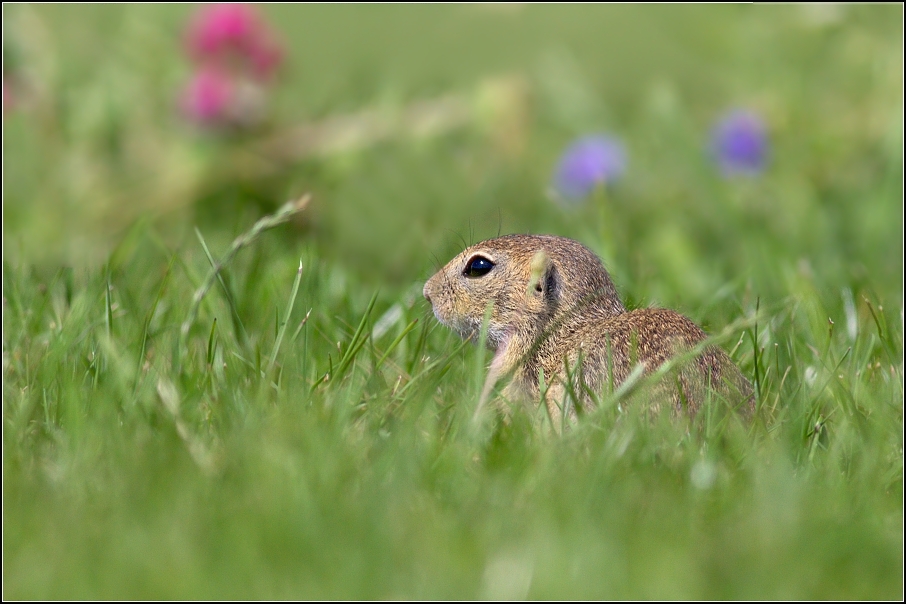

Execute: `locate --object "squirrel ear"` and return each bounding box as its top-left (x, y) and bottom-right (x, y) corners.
top-left (542, 262), bottom-right (560, 304)
top-left (528, 250), bottom-right (560, 304)
top-left (528, 251), bottom-right (549, 298)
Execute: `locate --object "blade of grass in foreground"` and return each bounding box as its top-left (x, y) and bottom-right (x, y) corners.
top-left (195, 227), bottom-right (248, 345)
top-left (266, 260), bottom-right (305, 378)
top-left (175, 194), bottom-right (311, 372)
top-left (325, 291), bottom-right (379, 388)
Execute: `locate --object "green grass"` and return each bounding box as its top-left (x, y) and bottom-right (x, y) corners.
top-left (3, 4), bottom-right (903, 599)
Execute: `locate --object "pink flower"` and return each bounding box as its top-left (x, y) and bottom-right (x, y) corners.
top-left (180, 67), bottom-right (233, 125)
top-left (178, 5), bottom-right (284, 130)
top-left (184, 4), bottom-right (283, 81)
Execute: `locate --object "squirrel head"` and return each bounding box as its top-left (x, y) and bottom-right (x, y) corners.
top-left (423, 235), bottom-right (626, 350)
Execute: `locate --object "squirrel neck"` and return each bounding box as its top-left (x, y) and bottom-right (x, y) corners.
top-left (497, 292), bottom-right (627, 399)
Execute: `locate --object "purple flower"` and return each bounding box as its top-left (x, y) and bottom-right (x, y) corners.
top-left (710, 110), bottom-right (769, 176)
top-left (553, 135), bottom-right (627, 200)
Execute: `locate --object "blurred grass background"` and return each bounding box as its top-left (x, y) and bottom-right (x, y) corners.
top-left (3, 4), bottom-right (903, 599)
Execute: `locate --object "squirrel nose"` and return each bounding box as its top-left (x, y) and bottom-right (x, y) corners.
top-left (422, 281), bottom-right (432, 304)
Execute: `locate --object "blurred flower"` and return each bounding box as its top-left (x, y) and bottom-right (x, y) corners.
top-left (710, 109), bottom-right (769, 176)
top-left (179, 4), bottom-right (284, 130)
top-left (180, 67), bottom-right (233, 125)
top-left (552, 135), bottom-right (626, 200)
top-left (184, 3), bottom-right (283, 81)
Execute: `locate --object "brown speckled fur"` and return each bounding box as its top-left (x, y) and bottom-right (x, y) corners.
top-left (423, 235), bottom-right (754, 425)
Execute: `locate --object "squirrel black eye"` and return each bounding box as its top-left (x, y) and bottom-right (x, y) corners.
top-left (463, 256), bottom-right (494, 278)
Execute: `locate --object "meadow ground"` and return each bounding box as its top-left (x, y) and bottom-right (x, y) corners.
top-left (3, 4), bottom-right (903, 599)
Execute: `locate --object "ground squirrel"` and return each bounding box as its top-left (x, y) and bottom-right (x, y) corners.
top-left (423, 234), bottom-right (754, 425)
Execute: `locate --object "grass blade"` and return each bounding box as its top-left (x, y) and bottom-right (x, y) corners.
top-left (195, 226), bottom-right (248, 345)
top-left (375, 318), bottom-right (419, 369)
top-left (176, 194), bottom-right (311, 371)
top-left (266, 260), bottom-right (304, 376)
top-left (330, 291), bottom-right (379, 383)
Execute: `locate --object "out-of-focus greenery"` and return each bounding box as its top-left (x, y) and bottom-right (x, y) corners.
top-left (3, 4), bottom-right (903, 599)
